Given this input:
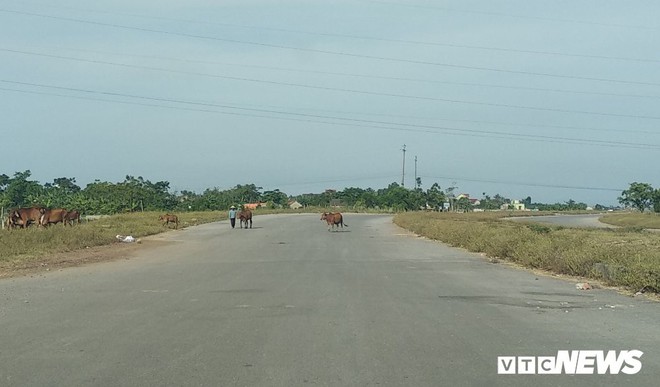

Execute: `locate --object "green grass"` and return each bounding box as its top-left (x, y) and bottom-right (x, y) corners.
top-left (394, 211), bottom-right (660, 293)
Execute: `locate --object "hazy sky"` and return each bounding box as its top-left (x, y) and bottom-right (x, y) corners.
top-left (2, 1), bottom-right (659, 205)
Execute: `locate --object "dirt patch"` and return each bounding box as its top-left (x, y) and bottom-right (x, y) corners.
top-left (0, 239), bottom-right (166, 280)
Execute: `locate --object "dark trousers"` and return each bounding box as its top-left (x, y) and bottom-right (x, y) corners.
top-left (230, 218), bottom-right (236, 228)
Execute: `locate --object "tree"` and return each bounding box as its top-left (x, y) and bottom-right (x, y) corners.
top-left (262, 189), bottom-right (288, 208)
top-left (231, 184), bottom-right (263, 204)
top-left (619, 182), bottom-right (654, 212)
top-left (444, 183), bottom-right (457, 211)
top-left (378, 182), bottom-right (413, 211)
top-left (425, 183), bottom-right (445, 210)
top-left (3, 170), bottom-right (44, 207)
top-left (653, 189), bottom-right (660, 213)
top-left (455, 196), bottom-right (472, 212)
top-left (339, 187), bottom-right (366, 207)
top-left (477, 193), bottom-right (508, 210)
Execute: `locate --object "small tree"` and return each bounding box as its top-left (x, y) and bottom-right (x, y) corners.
top-left (619, 182), bottom-right (654, 212)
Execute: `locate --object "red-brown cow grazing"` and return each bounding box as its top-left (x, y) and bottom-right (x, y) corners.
top-left (64, 209), bottom-right (81, 226)
top-left (10, 207), bottom-right (45, 228)
top-left (159, 214), bottom-right (179, 229)
top-left (40, 208), bottom-right (68, 227)
top-left (239, 209), bottom-right (252, 229)
top-left (321, 212), bottom-right (348, 231)
top-left (4, 215), bottom-right (21, 230)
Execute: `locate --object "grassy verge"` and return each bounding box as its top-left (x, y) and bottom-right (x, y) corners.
top-left (0, 207), bottom-right (352, 266)
top-left (600, 212), bottom-right (660, 229)
top-left (0, 211), bottom-right (225, 264)
top-left (394, 211), bottom-right (660, 294)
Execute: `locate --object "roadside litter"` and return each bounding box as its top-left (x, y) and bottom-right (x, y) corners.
top-left (575, 282), bottom-right (592, 290)
top-left (116, 235), bottom-right (140, 243)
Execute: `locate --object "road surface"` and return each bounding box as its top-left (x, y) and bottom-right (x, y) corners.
top-left (1, 214), bottom-right (658, 386)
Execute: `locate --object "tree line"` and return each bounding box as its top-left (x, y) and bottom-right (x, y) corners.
top-left (1, 170), bottom-right (598, 216)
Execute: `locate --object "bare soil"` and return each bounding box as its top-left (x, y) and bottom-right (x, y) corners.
top-left (0, 240), bottom-right (159, 280)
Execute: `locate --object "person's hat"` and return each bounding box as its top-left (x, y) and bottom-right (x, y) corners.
top-left (230, 205), bottom-right (236, 209)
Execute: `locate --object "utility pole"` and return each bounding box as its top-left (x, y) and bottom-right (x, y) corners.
top-left (401, 144), bottom-right (406, 187)
top-left (414, 155), bottom-right (418, 189)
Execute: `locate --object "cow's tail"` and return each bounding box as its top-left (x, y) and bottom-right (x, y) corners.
top-left (342, 220), bottom-right (348, 227)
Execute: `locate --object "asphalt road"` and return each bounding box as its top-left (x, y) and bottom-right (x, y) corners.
top-left (1, 214), bottom-right (658, 386)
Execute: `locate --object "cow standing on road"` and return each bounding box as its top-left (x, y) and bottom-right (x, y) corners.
top-left (239, 209), bottom-right (252, 229)
top-left (321, 212), bottom-right (348, 232)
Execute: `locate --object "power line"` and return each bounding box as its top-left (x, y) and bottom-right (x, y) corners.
top-left (2, 8), bottom-right (660, 87)
top-left (13, 44), bottom-right (660, 101)
top-left (3, 49), bottom-right (660, 121)
top-left (5, 0), bottom-right (660, 64)
top-left (359, 0), bottom-right (660, 31)
top-left (2, 81), bottom-right (659, 150)
top-left (419, 174), bottom-right (624, 192)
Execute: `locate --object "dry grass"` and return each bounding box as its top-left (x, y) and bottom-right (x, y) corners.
top-left (394, 212), bottom-right (660, 294)
top-left (0, 207), bottom-right (346, 269)
top-left (0, 211), bottom-right (225, 265)
top-left (600, 212), bottom-right (660, 229)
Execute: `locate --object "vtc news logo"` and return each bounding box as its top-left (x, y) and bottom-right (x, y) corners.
top-left (498, 350), bottom-right (643, 375)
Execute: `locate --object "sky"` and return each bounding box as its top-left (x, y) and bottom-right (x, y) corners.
top-left (1, 0), bottom-right (659, 206)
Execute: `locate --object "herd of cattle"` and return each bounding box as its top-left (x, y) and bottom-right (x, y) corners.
top-left (4, 207), bottom-right (81, 229)
top-left (4, 208), bottom-right (348, 232)
top-left (157, 211), bottom-right (344, 231)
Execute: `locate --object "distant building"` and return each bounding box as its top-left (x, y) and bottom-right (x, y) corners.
top-left (289, 200), bottom-right (303, 209)
top-left (455, 193), bottom-right (480, 206)
top-left (502, 200), bottom-right (526, 211)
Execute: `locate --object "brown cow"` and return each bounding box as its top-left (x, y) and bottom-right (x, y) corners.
top-left (4, 215), bottom-right (23, 230)
top-left (10, 207), bottom-right (45, 228)
top-left (321, 212), bottom-right (348, 231)
top-left (40, 208), bottom-right (68, 227)
top-left (159, 214), bottom-right (179, 229)
top-left (238, 209), bottom-right (252, 229)
top-left (64, 209), bottom-right (81, 226)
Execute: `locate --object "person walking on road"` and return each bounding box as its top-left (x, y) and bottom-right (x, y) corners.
top-left (229, 205), bottom-right (237, 229)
